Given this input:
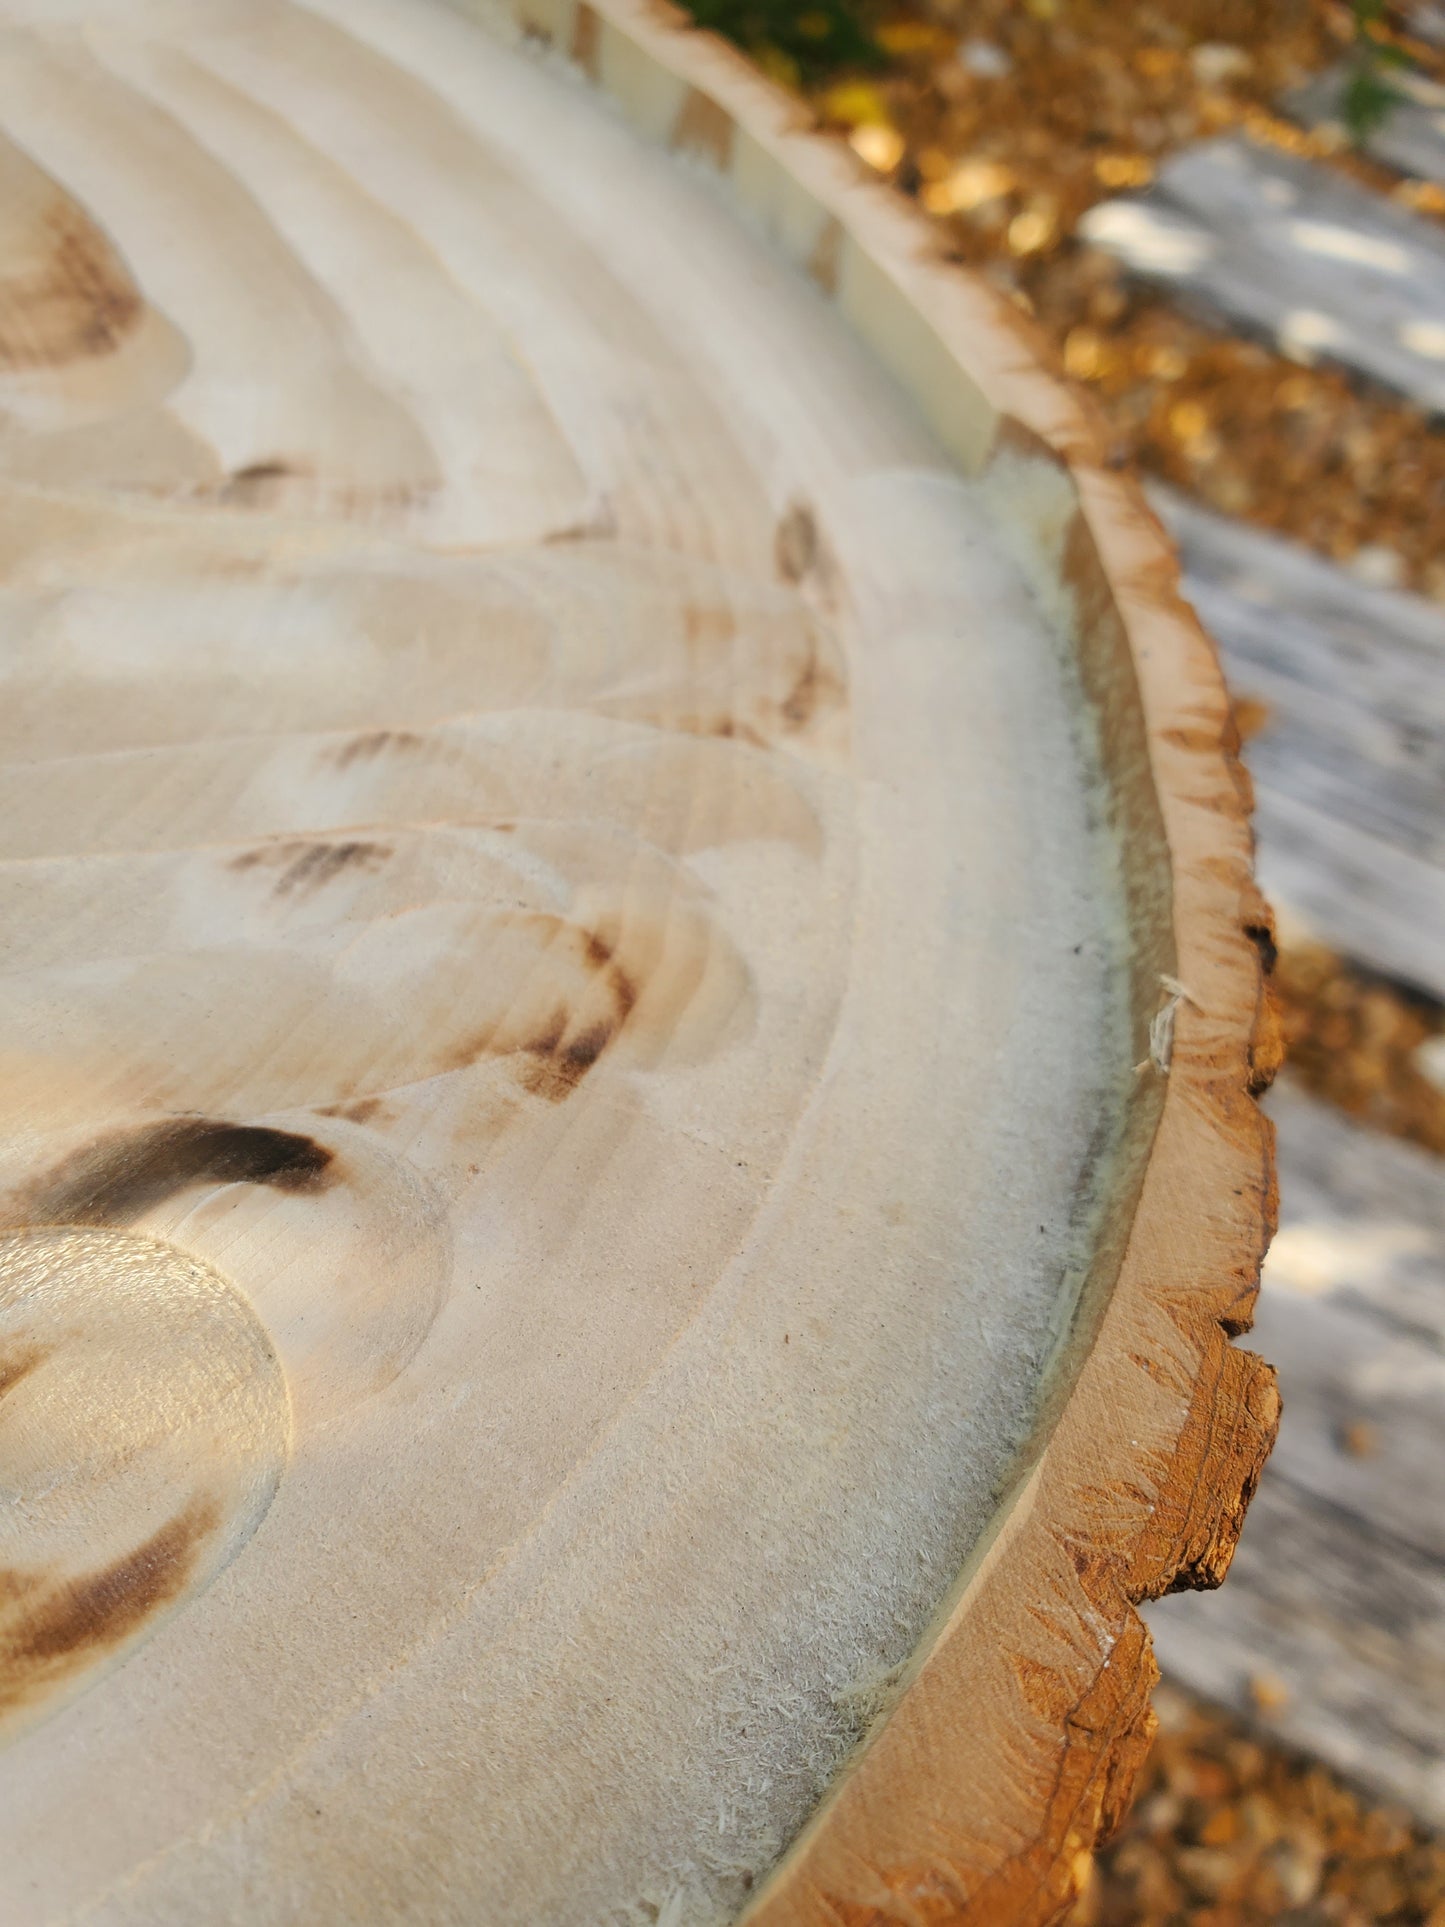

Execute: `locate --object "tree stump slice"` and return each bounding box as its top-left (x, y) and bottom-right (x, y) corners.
top-left (0, 3), bottom-right (1279, 1922)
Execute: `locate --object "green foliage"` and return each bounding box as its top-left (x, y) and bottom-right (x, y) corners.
top-left (1341, 56), bottom-right (1404, 141)
top-left (677, 0), bottom-right (881, 86)
top-left (1342, 0), bottom-right (1409, 145)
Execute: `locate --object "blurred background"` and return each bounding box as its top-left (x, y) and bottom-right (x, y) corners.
top-left (676, 2), bottom-right (1445, 1920)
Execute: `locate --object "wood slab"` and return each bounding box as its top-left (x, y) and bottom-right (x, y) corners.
top-left (0, 1), bottom-right (1276, 1921)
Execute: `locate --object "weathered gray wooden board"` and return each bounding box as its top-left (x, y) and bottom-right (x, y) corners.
top-left (1149, 1474), bottom-right (1445, 1824)
top-left (1148, 1080), bottom-right (1445, 1823)
top-left (1109, 103), bottom-right (1445, 1823)
top-left (1262, 1079), bottom-right (1445, 1340)
top-left (1291, 65), bottom-right (1445, 189)
top-left (1159, 490), bottom-right (1445, 1001)
top-left (1081, 136), bottom-right (1445, 412)
top-left (1252, 792), bottom-right (1445, 1005)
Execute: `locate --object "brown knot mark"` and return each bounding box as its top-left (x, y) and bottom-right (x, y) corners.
top-left (331, 729), bottom-right (424, 771)
top-left (775, 501), bottom-right (819, 585)
top-left (0, 1342), bottom-right (45, 1400)
top-left (0, 201), bottom-right (142, 372)
top-left (227, 837), bottom-right (392, 898)
top-left (503, 930), bottom-right (638, 1104)
top-left (0, 1497), bottom-right (219, 1717)
top-left (4, 1119), bottom-right (335, 1231)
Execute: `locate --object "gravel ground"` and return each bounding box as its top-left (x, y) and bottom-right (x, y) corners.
top-left (1071, 1685), bottom-right (1445, 1926)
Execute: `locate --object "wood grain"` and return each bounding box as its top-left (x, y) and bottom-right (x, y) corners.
top-left (0, 1), bottom-right (1276, 1921)
top-left (1150, 1079), bottom-right (1445, 1825)
top-left (1160, 489), bottom-right (1445, 1000)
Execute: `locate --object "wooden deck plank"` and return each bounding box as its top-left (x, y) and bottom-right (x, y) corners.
top-left (1148, 1081), bottom-right (1445, 1821)
top-left (1160, 492), bottom-right (1445, 999)
top-left (1253, 1081), bottom-right (1445, 1564)
top-left (1148, 1474), bottom-right (1445, 1825)
top-left (1291, 66), bottom-right (1445, 191)
top-left (1251, 1290), bottom-right (1445, 1562)
top-left (1264, 1081), bottom-right (1445, 1343)
top-left (1249, 791), bottom-right (1445, 1003)
top-left (1069, 62), bottom-right (1445, 1837)
top-left (1081, 137), bottom-right (1445, 413)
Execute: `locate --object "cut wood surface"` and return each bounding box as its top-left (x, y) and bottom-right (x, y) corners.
top-left (1149, 1079), bottom-right (1445, 1826)
top-left (0, 2), bottom-right (1275, 1922)
top-left (1160, 489), bottom-right (1445, 1000)
top-left (1082, 136), bottom-right (1445, 413)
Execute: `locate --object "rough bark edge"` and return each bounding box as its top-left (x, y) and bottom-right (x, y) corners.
top-left (444, 1), bottom-right (1283, 1916)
